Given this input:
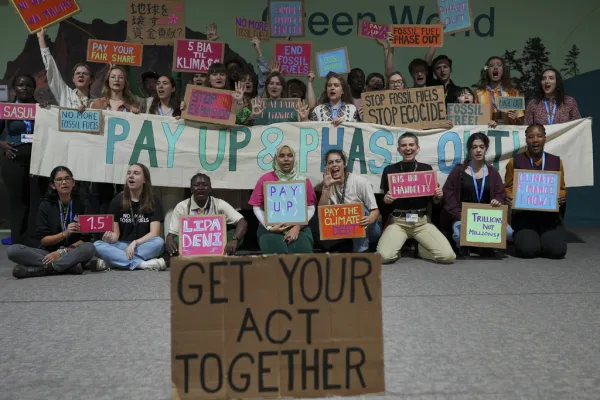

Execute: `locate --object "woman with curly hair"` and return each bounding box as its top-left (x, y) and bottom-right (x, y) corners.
top-left (305, 72), bottom-right (359, 126)
top-left (524, 68), bottom-right (581, 125)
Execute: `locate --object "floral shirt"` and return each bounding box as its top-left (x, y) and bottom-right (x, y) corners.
top-left (524, 96), bottom-right (581, 125)
top-left (309, 103), bottom-right (359, 122)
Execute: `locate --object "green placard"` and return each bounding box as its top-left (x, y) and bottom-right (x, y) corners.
top-left (254, 98), bottom-right (299, 125)
top-left (460, 203), bottom-right (508, 249)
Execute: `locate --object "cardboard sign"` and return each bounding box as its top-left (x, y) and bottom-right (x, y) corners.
top-left (254, 98), bottom-right (300, 125)
top-left (0, 103), bottom-right (36, 120)
top-left (127, 0), bottom-right (186, 45)
top-left (274, 42), bottom-right (312, 76)
top-left (86, 39), bottom-right (143, 66)
top-left (234, 16), bottom-right (269, 40)
top-left (390, 24), bottom-right (444, 47)
top-left (361, 86), bottom-right (447, 129)
top-left (58, 108), bottom-right (103, 133)
top-left (512, 169), bottom-right (561, 212)
top-left (77, 214), bottom-right (114, 233)
top-left (358, 20), bottom-right (390, 40)
top-left (172, 39), bottom-right (225, 73)
top-left (268, 0), bottom-right (304, 37)
top-left (171, 253), bottom-right (385, 398)
top-left (438, 0), bottom-right (473, 34)
top-left (263, 180), bottom-right (308, 225)
top-left (11, 0), bottom-right (81, 33)
top-left (0, 85), bottom-right (8, 102)
top-left (318, 203), bottom-right (366, 241)
top-left (316, 47), bottom-right (350, 78)
top-left (460, 203), bottom-right (508, 249)
top-left (179, 215), bottom-right (226, 256)
top-left (497, 96), bottom-right (525, 111)
top-left (446, 103), bottom-right (492, 126)
top-left (388, 170), bottom-right (437, 199)
top-left (181, 85), bottom-right (236, 126)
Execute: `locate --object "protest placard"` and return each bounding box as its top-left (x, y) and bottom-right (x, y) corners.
top-left (234, 16), bottom-right (269, 40)
top-left (274, 42), bottom-right (312, 76)
top-left (127, 0), bottom-right (185, 45)
top-left (0, 85), bottom-right (8, 102)
top-left (438, 0), bottom-right (473, 34)
top-left (0, 103), bottom-right (36, 120)
top-left (179, 215), bottom-right (226, 256)
top-left (361, 86), bottom-right (446, 129)
top-left (86, 39), bottom-right (143, 67)
top-left (172, 39), bottom-right (225, 73)
top-left (446, 103), bottom-right (492, 126)
top-left (460, 203), bottom-right (508, 248)
top-left (264, 180), bottom-right (308, 225)
top-left (316, 47), bottom-right (350, 77)
top-left (182, 85), bottom-right (236, 126)
top-left (171, 253), bottom-right (385, 399)
top-left (77, 214), bottom-right (114, 233)
top-left (58, 108), bottom-right (102, 133)
top-left (497, 96), bottom-right (525, 111)
top-left (358, 20), bottom-right (390, 40)
top-left (318, 203), bottom-right (365, 241)
top-left (268, 0), bottom-right (304, 37)
top-left (390, 24), bottom-right (443, 47)
top-left (388, 170), bottom-right (437, 199)
top-left (512, 169), bottom-right (560, 212)
top-left (254, 98), bottom-right (300, 125)
top-left (11, 0), bottom-right (81, 33)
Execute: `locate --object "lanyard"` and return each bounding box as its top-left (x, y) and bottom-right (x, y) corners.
top-left (530, 152), bottom-right (546, 171)
top-left (487, 85), bottom-right (503, 111)
top-left (544, 100), bottom-right (556, 125)
top-left (15, 100), bottom-right (33, 133)
top-left (470, 163), bottom-right (487, 203)
top-left (187, 197), bottom-right (211, 215)
top-left (59, 201), bottom-right (72, 231)
top-left (333, 173), bottom-right (348, 204)
top-left (158, 107), bottom-right (172, 116)
top-left (330, 102), bottom-right (343, 119)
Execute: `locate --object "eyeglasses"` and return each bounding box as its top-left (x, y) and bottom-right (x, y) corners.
top-left (487, 62), bottom-right (503, 68)
top-left (54, 177), bottom-right (73, 183)
top-left (74, 72), bottom-right (90, 77)
top-left (390, 80), bottom-right (404, 87)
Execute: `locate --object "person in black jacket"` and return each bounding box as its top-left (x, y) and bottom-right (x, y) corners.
top-left (7, 166), bottom-right (96, 279)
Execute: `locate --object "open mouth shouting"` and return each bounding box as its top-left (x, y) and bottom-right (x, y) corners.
top-left (491, 69), bottom-right (500, 81)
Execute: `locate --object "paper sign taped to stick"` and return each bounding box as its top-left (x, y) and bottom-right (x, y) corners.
top-left (172, 39), bottom-right (225, 73)
top-left (318, 203), bottom-right (365, 241)
top-left (497, 96), bottom-right (525, 111)
top-left (77, 214), bottom-right (114, 233)
top-left (446, 103), bottom-right (492, 126)
top-left (254, 98), bottom-right (300, 125)
top-left (274, 42), bottom-right (312, 76)
top-left (388, 170), bottom-right (437, 199)
top-left (11, 0), bottom-right (81, 33)
top-left (438, 0), bottom-right (473, 34)
top-left (0, 103), bottom-right (36, 120)
top-left (512, 169), bottom-right (560, 212)
top-left (358, 20), bottom-right (390, 40)
top-left (460, 203), bottom-right (508, 248)
top-left (58, 108), bottom-right (102, 133)
top-left (171, 253), bottom-right (385, 399)
top-left (316, 47), bottom-right (350, 77)
top-left (179, 215), bottom-right (226, 256)
top-left (264, 180), bottom-right (308, 225)
top-left (390, 24), bottom-right (443, 47)
top-left (182, 85), bottom-right (236, 126)
top-left (269, 0), bottom-right (304, 37)
top-left (234, 16), bottom-right (269, 40)
top-left (361, 86), bottom-right (447, 129)
top-left (86, 39), bottom-right (143, 67)
top-left (127, 0), bottom-right (186, 45)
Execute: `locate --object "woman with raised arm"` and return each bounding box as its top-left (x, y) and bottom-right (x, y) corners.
top-left (524, 68), bottom-right (581, 125)
top-left (305, 72), bottom-right (359, 126)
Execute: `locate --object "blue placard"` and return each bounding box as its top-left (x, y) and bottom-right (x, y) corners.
top-left (264, 180), bottom-right (308, 225)
top-left (513, 169), bottom-right (560, 212)
top-left (59, 108), bottom-right (102, 133)
top-left (497, 96), bottom-right (525, 111)
top-left (316, 47), bottom-right (350, 78)
top-left (269, 0), bottom-right (304, 37)
top-left (438, 0), bottom-right (473, 34)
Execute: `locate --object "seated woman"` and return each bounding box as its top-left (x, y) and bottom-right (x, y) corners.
top-left (248, 145), bottom-right (317, 254)
top-left (442, 132), bottom-right (507, 256)
top-left (94, 163), bottom-right (165, 271)
top-left (504, 124), bottom-right (567, 259)
top-left (314, 149), bottom-right (382, 252)
top-left (305, 72), bottom-right (359, 125)
top-left (165, 173), bottom-right (248, 257)
top-left (8, 166), bottom-right (96, 279)
top-left (377, 133), bottom-right (455, 264)
top-left (524, 68), bottom-right (581, 125)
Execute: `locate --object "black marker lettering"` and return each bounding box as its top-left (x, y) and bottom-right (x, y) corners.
top-left (230, 260), bottom-right (251, 302)
top-left (228, 353), bottom-right (254, 392)
top-left (209, 261), bottom-right (228, 304)
top-left (200, 353), bottom-right (223, 393)
top-left (325, 256), bottom-right (346, 302)
top-left (322, 348), bottom-right (342, 389)
top-left (298, 309), bottom-right (319, 345)
top-left (345, 347), bottom-right (366, 389)
top-left (350, 257), bottom-right (373, 302)
top-left (177, 263), bottom-right (204, 305)
top-left (300, 257), bottom-right (323, 302)
top-left (265, 309), bottom-right (292, 344)
top-left (258, 351), bottom-right (279, 392)
top-left (175, 353), bottom-right (198, 393)
top-left (281, 349), bottom-right (300, 391)
top-left (301, 348), bottom-right (320, 390)
top-left (236, 307), bottom-right (263, 342)
top-left (279, 256), bottom-right (301, 305)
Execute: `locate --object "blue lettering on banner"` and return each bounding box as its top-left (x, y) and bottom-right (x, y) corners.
top-left (320, 127), bottom-right (345, 171)
top-left (162, 123), bottom-right (184, 168)
top-left (258, 127), bottom-right (284, 170)
top-left (229, 127), bottom-right (251, 171)
top-left (299, 128), bottom-right (319, 173)
top-left (487, 130), bottom-right (509, 170)
top-left (368, 130), bottom-right (393, 174)
top-left (106, 118), bottom-right (130, 164)
top-left (199, 128), bottom-right (226, 171)
top-left (437, 131), bottom-right (462, 174)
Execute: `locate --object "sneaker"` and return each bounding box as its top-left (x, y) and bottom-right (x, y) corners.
top-left (139, 258), bottom-right (167, 271)
top-left (95, 259), bottom-right (109, 272)
top-left (66, 264), bottom-right (84, 275)
top-left (12, 264), bottom-right (54, 279)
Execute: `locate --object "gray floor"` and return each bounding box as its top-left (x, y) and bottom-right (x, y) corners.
top-left (0, 230), bottom-right (599, 400)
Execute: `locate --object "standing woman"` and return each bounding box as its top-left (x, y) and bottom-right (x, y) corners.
top-left (263, 72), bottom-right (286, 100)
top-left (305, 72), bottom-right (359, 126)
top-left (524, 68), bottom-right (581, 125)
top-left (8, 166), bottom-right (96, 279)
top-left (205, 63), bottom-right (230, 89)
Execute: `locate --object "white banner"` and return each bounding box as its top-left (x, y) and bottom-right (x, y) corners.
top-left (30, 107), bottom-right (594, 191)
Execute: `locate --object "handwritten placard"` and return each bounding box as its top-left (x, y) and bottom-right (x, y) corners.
top-left (254, 98), bottom-right (300, 125)
top-left (77, 214), bottom-right (114, 233)
top-left (460, 203), bottom-right (508, 248)
top-left (388, 170), bottom-right (437, 199)
top-left (446, 103), bottom-right (492, 125)
top-left (179, 215), bottom-right (226, 256)
top-left (274, 42), bottom-right (312, 76)
top-left (316, 47), bottom-right (350, 78)
top-left (497, 96), bottom-right (525, 111)
top-left (182, 85), bottom-right (236, 126)
top-left (318, 203), bottom-right (366, 241)
top-left (172, 39), bottom-right (225, 73)
top-left (390, 24), bottom-right (444, 47)
top-left (361, 86), bottom-right (447, 129)
top-left (438, 0), bottom-right (473, 34)
top-left (269, 0), bottom-right (304, 37)
top-left (263, 180), bottom-right (308, 225)
top-left (11, 0), bottom-right (81, 33)
top-left (234, 16), bottom-right (269, 40)
top-left (127, 0), bottom-right (185, 45)
top-left (58, 108), bottom-right (102, 133)
top-left (86, 39), bottom-right (143, 67)
top-left (512, 169), bottom-right (560, 212)
top-left (0, 103), bottom-right (36, 120)
top-left (358, 20), bottom-right (390, 40)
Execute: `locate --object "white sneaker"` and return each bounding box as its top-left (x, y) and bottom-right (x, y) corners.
top-left (138, 258), bottom-right (167, 271)
top-left (95, 259), bottom-right (109, 272)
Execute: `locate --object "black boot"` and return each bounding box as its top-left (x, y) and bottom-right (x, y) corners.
top-left (66, 264), bottom-right (84, 275)
top-left (12, 264), bottom-right (54, 279)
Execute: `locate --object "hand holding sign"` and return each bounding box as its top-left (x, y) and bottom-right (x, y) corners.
top-left (78, 215), bottom-right (114, 233)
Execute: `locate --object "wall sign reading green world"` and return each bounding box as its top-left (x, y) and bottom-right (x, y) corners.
top-left (460, 203), bottom-right (508, 249)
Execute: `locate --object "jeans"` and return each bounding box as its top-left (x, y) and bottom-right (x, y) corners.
top-left (7, 242), bottom-right (96, 272)
top-left (94, 237), bottom-right (165, 270)
top-left (452, 221), bottom-right (514, 247)
top-left (353, 220), bottom-right (383, 252)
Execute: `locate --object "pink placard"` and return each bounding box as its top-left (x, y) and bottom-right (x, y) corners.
top-left (274, 42), bottom-right (312, 76)
top-left (0, 103), bottom-right (36, 120)
top-left (179, 215), bottom-right (227, 256)
top-left (388, 170), bottom-right (437, 199)
top-left (172, 39), bottom-right (225, 73)
top-left (359, 20), bottom-right (390, 40)
top-left (77, 214), bottom-right (114, 233)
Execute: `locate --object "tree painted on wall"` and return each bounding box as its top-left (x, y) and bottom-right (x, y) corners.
top-left (502, 49), bottom-right (524, 90)
top-left (519, 37), bottom-right (551, 99)
top-left (561, 45), bottom-right (580, 78)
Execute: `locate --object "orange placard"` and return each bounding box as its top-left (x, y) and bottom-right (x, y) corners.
top-left (86, 39), bottom-right (143, 67)
top-left (318, 203), bottom-right (366, 241)
top-left (10, 0), bottom-right (81, 33)
top-left (390, 24), bottom-right (443, 47)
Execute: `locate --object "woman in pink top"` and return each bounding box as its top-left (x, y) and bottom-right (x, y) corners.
top-left (524, 68), bottom-right (581, 125)
top-left (248, 145), bottom-right (317, 254)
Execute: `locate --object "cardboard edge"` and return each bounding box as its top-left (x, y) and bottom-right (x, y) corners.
top-left (181, 84), bottom-right (237, 126)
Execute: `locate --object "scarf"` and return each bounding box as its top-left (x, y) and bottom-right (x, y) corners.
top-left (273, 145), bottom-right (304, 181)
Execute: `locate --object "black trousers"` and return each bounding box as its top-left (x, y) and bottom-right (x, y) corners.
top-left (512, 211), bottom-right (566, 259)
top-left (308, 214), bottom-right (354, 253)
